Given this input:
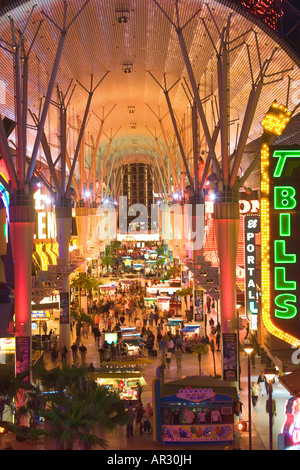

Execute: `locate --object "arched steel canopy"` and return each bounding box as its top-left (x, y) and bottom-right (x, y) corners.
top-left (0, 0), bottom-right (299, 195)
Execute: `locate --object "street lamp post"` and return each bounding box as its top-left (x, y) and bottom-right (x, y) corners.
top-left (265, 369), bottom-right (276, 450)
top-left (244, 344), bottom-right (254, 450)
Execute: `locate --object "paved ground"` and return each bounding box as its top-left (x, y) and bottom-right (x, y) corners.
top-left (0, 319), bottom-right (292, 452)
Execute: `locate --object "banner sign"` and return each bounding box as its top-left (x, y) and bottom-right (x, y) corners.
top-left (60, 292), bottom-right (70, 325)
top-left (222, 333), bottom-right (238, 381)
top-left (244, 215), bottom-right (260, 329)
top-left (194, 289), bottom-right (204, 321)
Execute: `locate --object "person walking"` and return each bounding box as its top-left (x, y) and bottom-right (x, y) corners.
top-left (216, 332), bottom-right (221, 351)
top-left (135, 401), bottom-right (145, 435)
top-left (71, 341), bottom-right (78, 363)
top-left (142, 310), bottom-right (148, 327)
top-left (79, 343), bottom-right (87, 364)
top-left (175, 346), bottom-right (183, 370)
top-left (175, 335), bottom-right (183, 351)
top-left (257, 371), bottom-right (268, 396)
top-left (51, 344), bottom-right (58, 363)
top-left (250, 382), bottom-right (260, 406)
top-left (136, 381), bottom-right (143, 402)
top-left (266, 397), bottom-right (277, 425)
top-left (95, 327), bottom-right (101, 347)
top-left (159, 337), bottom-right (167, 357)
top-left (61, 345), bottom-right (68, 364)
top-left (126, 405), bottom-right (135, 439)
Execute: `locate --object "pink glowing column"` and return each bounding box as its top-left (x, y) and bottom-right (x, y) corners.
top-left (214, 195), bottom-right (240, 380)
top-left (214, 199), bottom-right (240, 331)
top-left (9, 194), bottom-right (35, 382)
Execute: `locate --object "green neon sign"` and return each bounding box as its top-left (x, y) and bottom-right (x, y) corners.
top-left (274, 267), bottom-right (296, 290)
top-left (279, 213), bottom-right (291, 236)
top-left (274, 186), bottom-right (297, 210)
top-left (274, 240), bottom-right (296, 263)
top-left (273, 150), bottom-right (300, 177)
top-left (275, 293), bottom-right (297, 319)
top-left (271, 147), bottom-right (300, 331)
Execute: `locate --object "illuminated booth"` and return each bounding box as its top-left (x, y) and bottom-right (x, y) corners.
top-left (153, 375), bottom-right (239, 444)
top-left (165, 317), bottom-right (184, 335)
top-left (158, 295), bottom-right (171, 312)
top-left (144, 298), bottom-right (157, 308)
top-left (0, 337), bottom-right (15, 364)
top-left (88, 366), bottom-right (146, 402)
top-left (181, 323), bottom-right (203, 344)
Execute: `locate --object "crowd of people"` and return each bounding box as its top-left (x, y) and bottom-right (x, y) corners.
top-left (46, 276), bottom-right (223, 372)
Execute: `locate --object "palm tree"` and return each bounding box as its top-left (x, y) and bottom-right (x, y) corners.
top-left (70, 273), bottom-right (102, 299)
top-left (110, 240), bottom-right (122, 254)
top-left (3, 363), bottom-right (128, 450)
top-left (101, 255), bottom-right (114, 274)
top-left (165, 265), bottom-right (180, 279)
top-left (192, 341), bottom-right (209, 375)
top-left (156, 257), bottom-right (166, 276)
top-left (177, 287), bottom-right (193, 304)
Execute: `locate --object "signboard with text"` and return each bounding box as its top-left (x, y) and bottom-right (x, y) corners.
top-left (263, 146), bottom-right (300, 345)
top-left (244, 215), bottom-right (260, 330)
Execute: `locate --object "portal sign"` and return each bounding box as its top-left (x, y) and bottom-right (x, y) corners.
top-left (244, 215), bottom-right (260, 329)
top-left (261, 146), bottom-right (300, 346)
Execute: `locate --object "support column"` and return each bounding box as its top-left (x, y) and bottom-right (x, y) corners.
top-left (75, 200), bottom-right (89, 254)
top-left (9, 190), bottom-right (35, 385)
top-left (55, 197), bottom-right (72, 350)
top-left (214, 188), bottom-right (240, 381)
top-left (88, 201), bottom-right (98, 249)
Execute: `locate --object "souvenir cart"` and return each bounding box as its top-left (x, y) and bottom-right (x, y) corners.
top-left (144, 298), bottom-right (157, 308)
top-left (152, 376), bottom-right (239, 444)
top-left (89, 366), bottom-right (146, 402)
top-left (165, 317), bottom-right (184, 336)
top-left (181, 323), bottom-right (203, 351)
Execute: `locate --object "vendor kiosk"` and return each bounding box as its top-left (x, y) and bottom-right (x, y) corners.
top-left (153, 375), bottom-right (239, 444)
top-left (89, 366), bottom-right (146, 402)
top-left (158, 295), bottom-right (171, 312)
top-left (144, 298), bottom-right (157, 308)
top-left (181, 323), bottom-right (203, 353)
top-left (181, 323), bottom-right (203, 338)
top-left (165, 317), bottom-right (184, 335)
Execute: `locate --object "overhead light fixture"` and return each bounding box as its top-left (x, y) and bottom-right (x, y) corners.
top-left (130, 123), bottom-right (136, 129)
top-left (123, 63), bottom-right (133, 74)
top-left (116, 10), bottom-right (130, 23)
top-left (128, 106), bottom-right (135, 114)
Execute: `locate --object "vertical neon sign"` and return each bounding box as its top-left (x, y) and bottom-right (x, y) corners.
top-left (244, 215), bottom-right (260, 329)
top-left (261, 146), bottom-right (300, 346)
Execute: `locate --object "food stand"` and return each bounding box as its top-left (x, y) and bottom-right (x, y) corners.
top-left (0, 337), bottom-right (15, 364)
top-left (157, 296), bottom-right (171, 312)
top-left (104, 332), bottom-right (118, 345)
top-left (89, 366), bottom-right (146, 401)
top-left (153, 376), bottom-right (239, 444)
top-left (181, 323), bottom-right (203, 341)
top-left (165, 317), bottom-right (184, 335)
top-left (144, 298), bottom-right (157, 308)
top-left (117, 336), bottom-right (142, 356)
